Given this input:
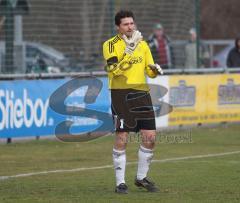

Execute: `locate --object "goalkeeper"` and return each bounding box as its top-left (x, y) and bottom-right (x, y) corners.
top-left (103, 10), bottom-right (163, 194)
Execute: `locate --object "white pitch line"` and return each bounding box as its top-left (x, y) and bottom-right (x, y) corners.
top-left (0, 150), bottom-right (240, 181)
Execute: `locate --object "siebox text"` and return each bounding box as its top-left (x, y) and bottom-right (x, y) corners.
top-left (0, 89), bottom-right (49, 129)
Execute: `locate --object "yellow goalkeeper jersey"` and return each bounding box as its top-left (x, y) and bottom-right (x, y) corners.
top-left (103, 34), bottom-right (157, 90)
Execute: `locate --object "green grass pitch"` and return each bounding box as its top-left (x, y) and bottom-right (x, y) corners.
top-left (0, 124), bottom-right (240, 203)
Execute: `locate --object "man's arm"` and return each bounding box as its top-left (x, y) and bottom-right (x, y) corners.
top-left (103, 45), bottom-right (132, 76)
top-left (144, 42), bottom-right (163, 78)
top-left (103, 40), bottom-right (120, 76)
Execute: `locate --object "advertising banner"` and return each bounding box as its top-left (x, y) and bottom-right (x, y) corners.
top-left (168, 74), bottom-right (240, 126)
top-left (1, 73), bottom-right (239, 138)
top-left (0, 77), bottom-right (111, 138)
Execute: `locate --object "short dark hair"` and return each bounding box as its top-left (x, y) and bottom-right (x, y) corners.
top-left (115, 10), bottom-right (135, 26)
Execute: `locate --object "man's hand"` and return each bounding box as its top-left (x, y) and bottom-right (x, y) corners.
top-left (148, 64), bottom-right (164, 75)
top-left (122, 30), bottom-right (143, 55)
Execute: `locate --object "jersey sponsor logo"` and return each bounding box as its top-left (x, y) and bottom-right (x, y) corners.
top-left (129, 56), bottom-right (143, 64)
top-left (218, 78), bottom-right (240, 105)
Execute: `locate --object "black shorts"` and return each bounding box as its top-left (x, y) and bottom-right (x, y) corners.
top-left (111, 89), bottom-right (156, 132)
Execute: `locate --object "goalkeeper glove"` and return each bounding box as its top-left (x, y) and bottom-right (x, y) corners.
top-left (148, 64), bottom-right (164, 75)
top-left (122, 30), bottom-right (143, 55)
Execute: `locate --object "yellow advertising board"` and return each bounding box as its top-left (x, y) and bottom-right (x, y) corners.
top-left (168, 74), bottom-right (240, 126)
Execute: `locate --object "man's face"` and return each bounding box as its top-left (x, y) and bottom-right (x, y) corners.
top-left (190, 32), bottom-right (197, 42)
top-left (117, 17), bottom-right (136, 37)
top-left (154, 28), bottom-right (164, 38)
